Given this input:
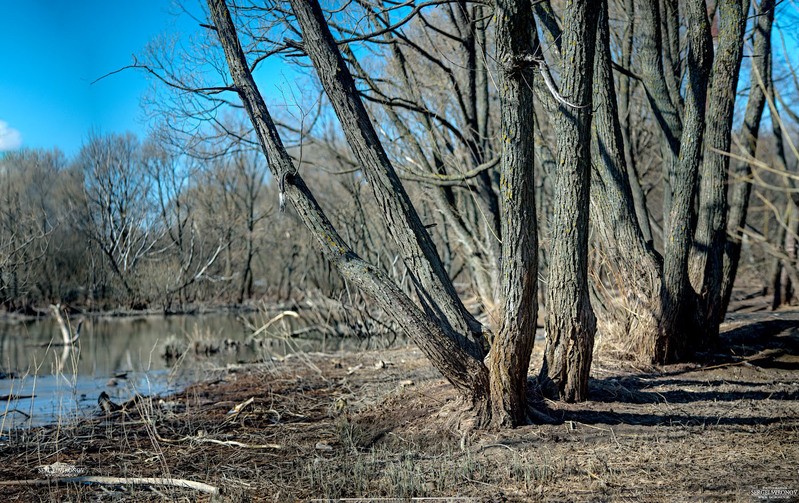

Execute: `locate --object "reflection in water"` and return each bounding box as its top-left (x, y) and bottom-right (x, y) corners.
top-left (1, 315), bottom-right (254, 377)
top-left (0, 313), bottom-right (402, 428)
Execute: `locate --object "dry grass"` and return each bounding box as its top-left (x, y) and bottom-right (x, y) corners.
top-left (0, 310), bottom-right (798, 501)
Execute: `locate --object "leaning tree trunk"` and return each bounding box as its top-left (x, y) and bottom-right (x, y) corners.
top-left (288, 0), bottom-right (487, 358)
top-left (487, 0), bottom-right (540, 426)
top-left (207, 0), bottom-right (578, 428)
top-left (689, 0), bottom-right (749, 344)
top-left (539, 0), bottom-right (598, 402)
top-left (206, 0), bottom-right (492, 421)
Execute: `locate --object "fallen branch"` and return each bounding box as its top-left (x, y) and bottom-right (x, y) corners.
top-left (226, 397), bottom-right (255, 416)
top-left (0, 394), bottom-right (35, 401)
top-left (702, 349), bottom-right (786, 371)
top-left (248, 310), bottom-right (299, 341)
top-left (0, 408), bottom-right (31, 419)
top-left (151, 422), bottom-right (282, 450)
top-left (156, 433), bottom-right (282, 450)
top-left (0, 476), bottom-right (219, 495)
top-left (190, 437), bottom-right (283, 449)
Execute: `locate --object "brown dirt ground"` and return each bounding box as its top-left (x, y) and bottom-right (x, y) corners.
top-left (1, 308), bottom-right (798, 502)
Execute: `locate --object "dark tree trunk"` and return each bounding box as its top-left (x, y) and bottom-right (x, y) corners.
top-left (722, 0), bottom-right (774, 315)
top-left (539, 0), bottom-right (598, 402)
top-left (208, 0), bottom-right (577, 429)
top-left (690, 0), bottom-right (749, 344)
top-left (474, 4), bottom-right (491, 158)
top-left (661, 0), bottom-right (684, 118)
top-left (766, 60), bottom-right (799, 308)
top-left (618, 0), bottom-right (653, 245)
top-left (638, 0), bottom-right (683, 230)
top-left (487, 0), bottom-right (540, 426)
top-left (533, 0), bottom-right (561, 61)
top-left (658, 0), bottom-right (713, 362)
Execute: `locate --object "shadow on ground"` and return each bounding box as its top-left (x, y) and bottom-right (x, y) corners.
top-left (533, 312), bottom-right (799, 428)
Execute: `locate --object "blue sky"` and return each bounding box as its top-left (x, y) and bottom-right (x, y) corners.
top-left (0, 1), bottom-right (208, 157)
top-left (5, 2), bottom-right (792, 161)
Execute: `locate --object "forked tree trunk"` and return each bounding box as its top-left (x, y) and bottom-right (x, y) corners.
top-left (539, 0), bottom-right (598, 402)
top-left (528, 0), bottom-right (666, 366)
top-left (207, 0), bottom-right (552, 428)
top-left (291, 0), bottom-right (551, 427)
top-left (595, 0), bottom-right (713, 364)
top-left (206, 0), bottom-right (491, 418)
top-left (526, 0), bottom-right (770, 367)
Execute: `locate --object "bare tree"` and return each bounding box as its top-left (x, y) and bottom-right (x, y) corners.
top-left (0, 149), bottom-right (67, 308)
top-left (73, 133), bottom-right (163, 306)
top-left (200, 0), bottom-right (593, 427)
top-left (142, 139), bottom-right (225, 310)
top-left (552, 0), bottom-right (767, 363)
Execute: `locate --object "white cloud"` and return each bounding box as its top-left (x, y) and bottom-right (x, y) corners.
top-left (0, 121), bottom-right (22, 151)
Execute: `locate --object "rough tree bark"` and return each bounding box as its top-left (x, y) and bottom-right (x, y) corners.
top-left (588, 0), bottom-right (663, 360)
top-left (661, 0), bottom-right (684, 119)
top-left (539, 0), bottom-right (598, 402)
top-left (638, 0), bottom-right (683, 230)
top-left (529, 0), bottom-right (754, 365)
top-left (617, 0), bottom-right (654, 245)
top-left (206, 0), bottom-right (491, 418)
top-left (658, 0), bottom-right (713, 362)
top-left (690, 0), bottom-right (749, 343)
top-left (207, 0), bottom-right (552, 428)
top-left (487, 0), bottom-right (539, 426)
top-left (721, 0), bottom-right (775, 315)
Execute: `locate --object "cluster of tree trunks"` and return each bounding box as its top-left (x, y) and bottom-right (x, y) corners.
top-left (197, 0), bottom-right (779, 427)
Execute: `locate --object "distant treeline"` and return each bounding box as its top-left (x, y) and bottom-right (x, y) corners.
top-left (0, 133), bottom-right (360, 313)
top-left (0, 118), bottom-right (793, 317)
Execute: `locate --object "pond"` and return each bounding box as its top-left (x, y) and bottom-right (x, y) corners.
top-left (0, 311), bottom-right (397, 429)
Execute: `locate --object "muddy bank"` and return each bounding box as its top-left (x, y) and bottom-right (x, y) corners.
top-left (0, 311), bottom-right (797, 501)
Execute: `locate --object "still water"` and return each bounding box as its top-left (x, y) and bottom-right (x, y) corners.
top-left (0, 312), bottom-right (391, 428)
